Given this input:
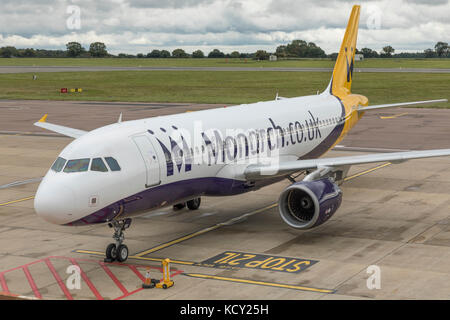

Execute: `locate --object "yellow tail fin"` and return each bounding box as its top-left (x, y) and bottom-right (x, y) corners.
top-left (331, 5), bottom-right (361, 99)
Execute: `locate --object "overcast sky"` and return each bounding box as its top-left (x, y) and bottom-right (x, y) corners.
top-left (0, 0), bottom-right (448, 54)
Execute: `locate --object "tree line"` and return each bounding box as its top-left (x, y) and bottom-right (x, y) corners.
top-left (350, 42), bottom-right (449, 59)
top-left (0, 41), bottom-right (448, 59)
top-left (0, 42), bottom-right (109, 58)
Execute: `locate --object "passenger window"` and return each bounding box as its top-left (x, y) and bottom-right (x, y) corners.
top-left (51, 157), bottom-right (66, 172)
top-left (63, 159), bottom-right (90, 173)
top-left (91, 158), bottom-right (108, 172)
top-left (105, 157), bottom-right (121, 171)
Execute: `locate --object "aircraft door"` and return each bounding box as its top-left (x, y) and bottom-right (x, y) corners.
top-left (132, 135), bottom-right (161, 187)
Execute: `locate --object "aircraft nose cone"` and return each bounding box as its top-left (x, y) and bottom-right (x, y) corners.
top-left (34, 181), bottom-right (75, 225)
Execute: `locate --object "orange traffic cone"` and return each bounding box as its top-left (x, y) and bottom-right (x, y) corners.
top-left (142, 267), bottom-right (155, 289)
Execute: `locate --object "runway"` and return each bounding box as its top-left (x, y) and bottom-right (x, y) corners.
top-left (1, 100), bottom-right (450, 300)
top-left (0, 66), bottom-right (449, 74)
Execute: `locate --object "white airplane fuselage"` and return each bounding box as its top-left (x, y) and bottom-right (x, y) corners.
top-left (31, 4), bottom-right (450, 265)
top-left (34, 91), bottom-right (347, 226)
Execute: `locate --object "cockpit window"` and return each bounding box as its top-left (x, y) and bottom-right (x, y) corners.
top-left (51, 157), bottom-right (66, 172)
top-left (91, 158), bottom-right (108, 172)
top-left (105, 157), bottom-right (121, 171)
top-left (63, 158), bottom-right (90, 173)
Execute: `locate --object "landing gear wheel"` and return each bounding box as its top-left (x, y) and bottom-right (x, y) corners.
top-left (116, 244), bottom-right (129, 263)
top-left (173, 203), bottom-right (186, 210)
top-left (187, 198), bottom-right (201, 210)
top-left (105, 218), bottom-right (132, 263)
top-left (105, 243), bottom-right (117, 262)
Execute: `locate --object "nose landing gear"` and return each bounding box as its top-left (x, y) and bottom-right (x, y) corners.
top-left (104, 218), bottom-right (132, 263)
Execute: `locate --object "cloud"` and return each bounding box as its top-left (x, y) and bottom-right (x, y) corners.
top-left (0, 0), bottom-right (448, 54)
top-left (126, 0), bottom-right (217, 8)
top-left (404, 0), bottom-right (448, 5)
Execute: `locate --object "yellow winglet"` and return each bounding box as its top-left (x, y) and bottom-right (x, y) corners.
top-left (38, 114), bottom-right (48, 123)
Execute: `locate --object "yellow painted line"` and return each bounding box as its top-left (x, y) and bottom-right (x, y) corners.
top-left (344, 163), bottom-right (391, 182)
top-left (185, 273), bottom-right (335, 294)
top-left (0, 196), bottom-right (35, 207)
top-left (74, 249), bottom-right (104, 255)
top-left (75, 250), bottom-right (332, 292)
top-left (76, 203), bottom-right (277, 264)
top-left (380, 112), bottom-right (408, 120)
top-left (134, 203), bottom-right (278, 257)
top-left (73, 249), bottom-right (195, 265)
top-left (134, 225), bottom-right (221, 257)
top-left (128, 256), bottom-right (195, 265)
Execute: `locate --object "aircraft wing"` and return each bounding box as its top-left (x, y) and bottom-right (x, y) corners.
top-left (34, 114), bottom-right (87, 138)
top-left (358, 99), bottom-right (447, 111)
top-left (244, 149), bottom-right (450, 180)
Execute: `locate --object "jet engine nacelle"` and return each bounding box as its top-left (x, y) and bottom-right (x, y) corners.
top-left (278, 178), bottom-right (342, 229)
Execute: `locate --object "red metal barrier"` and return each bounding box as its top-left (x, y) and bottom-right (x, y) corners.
top-left (0, 256), bottom-right (182, 300)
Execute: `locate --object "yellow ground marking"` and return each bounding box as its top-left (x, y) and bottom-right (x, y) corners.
top-left (75, 203), bottom-right (278, 265)
top-left (380, 112), bottom-right (408, 120)
top-left (133, 203), bottom-right (278, 257)
top-left (344, 162), bottom-right (391, 182)
top-left (75, 250), bottom-right (333, 293)
top-left (0, 132), bottom-right (31, 136)
top-left (0, 196), bottom-right (35, 207)
top-left (127, 255), bottom-right (195, 265)
top-left (185, 273), bottom-right (335, 294)
top-left (134, 225), bottom-right (220, 257)
top-left (73, 249), bottom-right (195, 265)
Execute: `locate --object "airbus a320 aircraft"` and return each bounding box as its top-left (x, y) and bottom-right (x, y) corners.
top-left (34, 5), bottom-right (448, 263)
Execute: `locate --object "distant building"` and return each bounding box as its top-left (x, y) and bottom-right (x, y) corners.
top-left (269, 55), bottom-right (277, 61)
top-left (355, 54), bottom-right (364, 61)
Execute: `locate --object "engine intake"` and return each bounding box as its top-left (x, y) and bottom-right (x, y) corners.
top-left (279, 178), bottom-right (342, 229)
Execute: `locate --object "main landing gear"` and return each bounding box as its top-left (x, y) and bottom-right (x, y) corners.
top-left (172, 197), bottom-right (201, 211)
top-left (104, 218), bottom-right (132, 263)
